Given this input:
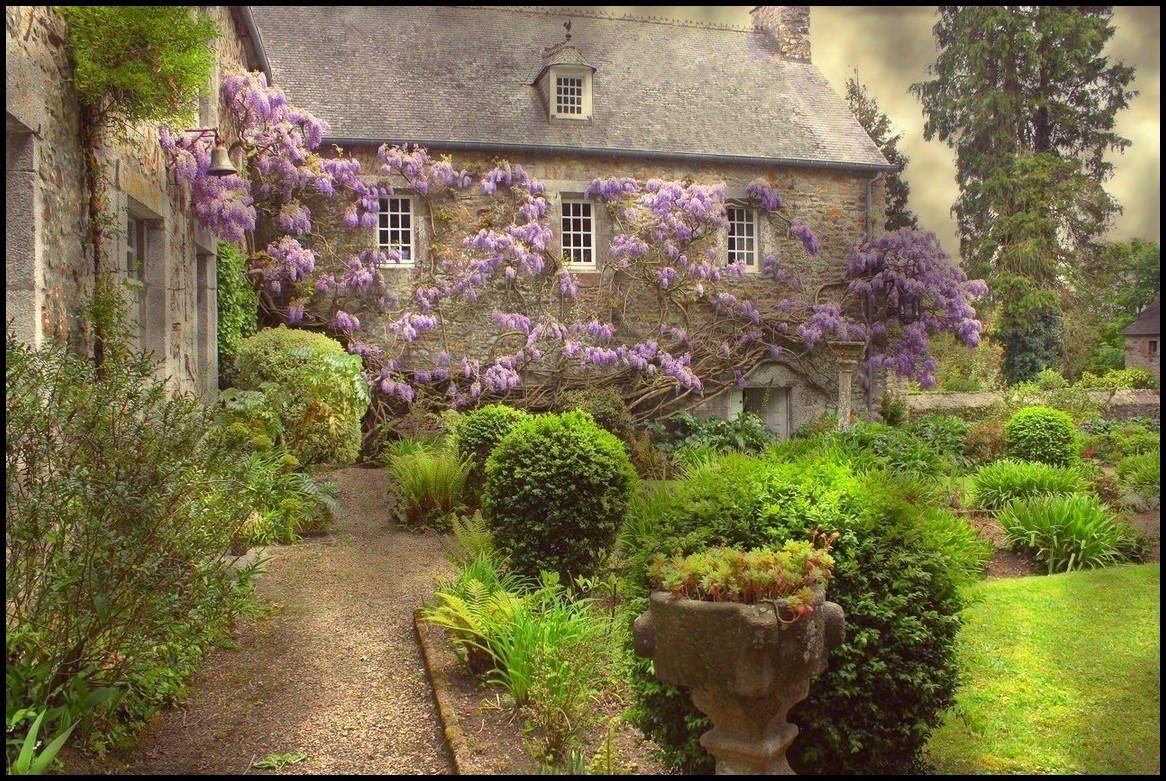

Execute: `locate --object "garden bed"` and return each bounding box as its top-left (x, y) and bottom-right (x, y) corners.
top-left (415, 614), bottom-right (667, 775)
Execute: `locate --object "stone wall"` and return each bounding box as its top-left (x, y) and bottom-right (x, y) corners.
top-left (1124, 335), bottom-right (1160, 386)
top-left (5, 6), bottom-right (256, 399)
top-left (298, 145), bottom-right (883, 428)
top-left (906, 388), bottom-right (1161, 421)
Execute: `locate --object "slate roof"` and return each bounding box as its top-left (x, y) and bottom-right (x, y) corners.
top-left (1121, 299), bottom-right (1160, 336)
top-left (247, 5), bottom-right (891, 170)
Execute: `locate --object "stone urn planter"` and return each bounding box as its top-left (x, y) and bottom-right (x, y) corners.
top-left (633, 587), bottom-right (845, 775)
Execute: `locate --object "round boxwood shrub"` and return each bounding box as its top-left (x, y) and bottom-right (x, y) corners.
top-left (234, 325), bottom-right (369, 467)
top-left (456, 404), bottom-right (531, 492)
top-left (555, 386), bottom-right (636, 445)
top-left (620, 454), bottom-right (974, 775)
top-left (482, 410), bottom-right (636, 582)
top-left (1004, 405), bottom-right (1079, 467)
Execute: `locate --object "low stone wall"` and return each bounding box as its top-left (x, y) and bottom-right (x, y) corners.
top-left (906, 389), bottom-right (1160, 421)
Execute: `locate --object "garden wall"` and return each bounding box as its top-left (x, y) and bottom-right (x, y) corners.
top-left (907, 389), bottom-right (1160, 420)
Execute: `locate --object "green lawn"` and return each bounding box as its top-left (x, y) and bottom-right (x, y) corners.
top-left (926, 564), bottom-right (1161, 774)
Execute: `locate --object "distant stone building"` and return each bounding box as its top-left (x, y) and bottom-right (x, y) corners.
top-left (249, 5), bottom-right (895, 436)
top-left (1121, 298), bottom-right (1160, 385)
top-left (5, 6), bottom-right (269, 398)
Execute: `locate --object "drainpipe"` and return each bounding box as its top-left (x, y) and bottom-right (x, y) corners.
top-left (864, 171), bottom-right (885, 416)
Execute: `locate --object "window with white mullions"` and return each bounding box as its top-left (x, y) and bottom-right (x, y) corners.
top-left (378, 197), bottom-right (414, 266)
top-left (561, 200), bottom-right (594, 266)
top-left (556, 76), bottom-right (584, 115)
top-left (727, 206), bottom-right (757, 269)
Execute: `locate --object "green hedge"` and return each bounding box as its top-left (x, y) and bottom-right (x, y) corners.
top-left (215, 242), bottom-right (257, 388)
top-left (620, 453), bottom-right (981, 774)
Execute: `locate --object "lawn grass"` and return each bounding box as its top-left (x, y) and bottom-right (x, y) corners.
top-left (926, 563), bottom-right (1160, 774)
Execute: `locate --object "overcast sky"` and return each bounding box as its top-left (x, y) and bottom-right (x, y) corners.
top-left (602, 6), bottom-right (1161, 258)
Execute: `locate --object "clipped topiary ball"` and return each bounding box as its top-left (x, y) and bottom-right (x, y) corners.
top-left (555, 386), bottom-right (636, 445)
top-left (456, 403), bottom-right (531, 492)
top-left (1004, 405), bottom-right (1079, 467)
top-left (482, 410), bottom-right (637, 582)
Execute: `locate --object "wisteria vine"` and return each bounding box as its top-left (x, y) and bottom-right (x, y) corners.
top-left (162, 69), bottom-right (987, 420)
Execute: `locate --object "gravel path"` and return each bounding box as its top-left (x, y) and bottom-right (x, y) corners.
top-left (123, 467), bottom-right (455, 775)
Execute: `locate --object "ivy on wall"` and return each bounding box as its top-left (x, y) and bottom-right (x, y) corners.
top-left (216, 242), bottom-right (257, 387)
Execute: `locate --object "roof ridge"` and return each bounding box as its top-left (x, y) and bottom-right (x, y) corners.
top-left (460, 5), bottom-right (755, 33)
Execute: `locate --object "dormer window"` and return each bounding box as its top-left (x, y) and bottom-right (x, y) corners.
top-left (533, 23), bottom-right (595, 122)
top-left (546, 65), bottom-right (593, 121)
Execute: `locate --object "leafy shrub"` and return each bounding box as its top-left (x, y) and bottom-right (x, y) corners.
top-left (1075, 367), bottom-right (1156, 390)
top-left (836, 421), bottom-right (947, 476)
top-left (1035, 367), bottom-right (1068, 391)
top-left (967, 459), bottom-right (1088, 510)
top-left (628, 432), bottom-right (676, 480)
top-left (456, 404), bottom-right (531, 493)
top-left (663, 411), bottom-right (777, 455)
top-left (234, 325), bottom-right (369, 466)
top-left (387, 449), bottom-right (470, 530)
top-left (1082, 423), bottom-right (1160, 463)
top-left (998, 495), bottom-right (1130, 573)
top-left (231, 450), bottom-right (340, 547)
top-left (620, 453), bottom-right (973, 774)
top-left (879, 392), bottom-right (908, 426)
top-left (6, 334), bottom-right (258, 761)
top-left (555, 386), bottom-right (636, 444)
top-left (1004, 405), bottom-right (1079, 467)
top-left (906, 414), bottom-right (970, 465)
top-left (483, 411), bottom-right (637, 582)
top-left (963, 420), bottom-right (1006, 464)
top-left (1116, 452), bottom-right (1161, 509)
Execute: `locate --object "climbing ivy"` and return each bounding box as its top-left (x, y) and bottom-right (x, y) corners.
top-left (216, 242), bottom-right (258, 387)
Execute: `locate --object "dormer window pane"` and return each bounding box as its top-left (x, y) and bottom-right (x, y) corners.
top-left (556, 76), bottom-right (584, 115)
top-left (727, 207), bottom-right (757, 268)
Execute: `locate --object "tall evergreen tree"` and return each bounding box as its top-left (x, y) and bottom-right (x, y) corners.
top-left (845, 73), bottom-right (918, 232)
top-left (911, 6), bottom-right (1136, 383)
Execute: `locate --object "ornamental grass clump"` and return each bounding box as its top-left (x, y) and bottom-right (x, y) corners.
top-left (967, 459), bottom-right (1087, 510)
top-left (647, 538), bottom-right (836, 619)
top-left (998, 494), bottom-right (1130, 574)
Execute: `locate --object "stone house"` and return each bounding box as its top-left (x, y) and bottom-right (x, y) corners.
top-left (5, 6), bottom-right (270, 399)
top-left (249, 5), bottom-right (894, 436)
top-left (1121, 298), bottom-right (1160, 386)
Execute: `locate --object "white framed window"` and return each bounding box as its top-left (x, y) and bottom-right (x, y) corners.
top-left (125, 214), bottom-right (147, 279)
top-left (548, 66), bottom-right (593, 120)
top-left (378, 197), bottom-right (414, 267)
top-left (727, 206), bottom-right (758, 271)
top-left (556, 76), bottom-right (584, 116)
top-left (561, 199), bottom-right (595, 268)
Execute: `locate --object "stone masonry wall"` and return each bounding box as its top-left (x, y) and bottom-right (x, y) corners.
top-left (1124, 335), bottom-right (1160, 386)
top-left (300, 146), bottom-right (883, 427)
top-left (5, 6), bottom-right (254, 399)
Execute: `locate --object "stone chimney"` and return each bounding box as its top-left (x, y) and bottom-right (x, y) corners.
top-left (750, 6), bottom-right (810, 63)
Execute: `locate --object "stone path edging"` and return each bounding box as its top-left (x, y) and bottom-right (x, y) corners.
top-left (414, 609), bottom-right (471, 776)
